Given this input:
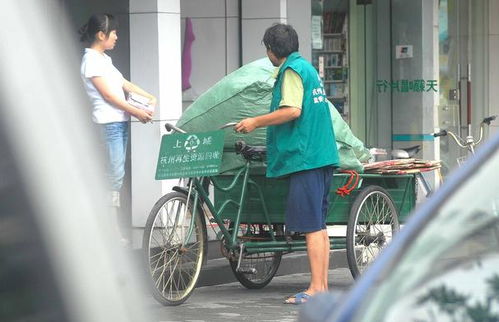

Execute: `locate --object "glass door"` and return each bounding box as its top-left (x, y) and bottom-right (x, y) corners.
top-left (438, 0), bottom-right (489, 174)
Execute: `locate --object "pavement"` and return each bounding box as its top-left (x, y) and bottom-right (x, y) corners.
top-left (146, 268), bottom-right (354, 322)
top-left (142, 247), bottom-right (355, 322)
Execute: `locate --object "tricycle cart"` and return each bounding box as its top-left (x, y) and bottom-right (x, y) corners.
top-left (143, 124), bottom-right (416, 306)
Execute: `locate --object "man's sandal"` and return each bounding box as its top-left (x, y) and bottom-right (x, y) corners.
top-left (284, 291), bottom-right (311, 305)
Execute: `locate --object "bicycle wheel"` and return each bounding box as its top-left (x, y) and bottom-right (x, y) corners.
top-left (346, 185), bottom-right (399, 279)
top-left (227, 224), bottom-right (282, 289)
top-left (143, 191), bottom-right (206, 306)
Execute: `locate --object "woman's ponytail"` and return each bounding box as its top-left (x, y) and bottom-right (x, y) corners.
top-left (78, 14), bottom-right (118, 43)
top-left (78, 23), bottom-right (89, 42)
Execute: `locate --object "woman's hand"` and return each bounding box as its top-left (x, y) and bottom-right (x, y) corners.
top-left (148, 96), bottom-right (157, 108)
top-left (133, 108), bottom-right (153, 123)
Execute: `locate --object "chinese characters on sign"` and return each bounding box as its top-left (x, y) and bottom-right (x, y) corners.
top-left (155, 130), bottom-right (225, 180)
top-left (376, 79), bottom-right (438, 93)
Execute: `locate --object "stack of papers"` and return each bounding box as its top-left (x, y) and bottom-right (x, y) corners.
top-left (127, 92), bottom-right (154, 113)
top-left (363, 159), bottom-right (441, 174)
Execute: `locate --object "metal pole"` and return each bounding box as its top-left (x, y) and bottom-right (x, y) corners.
top-left (457, 63), bottom-right (462, 137)
top-left (467, 63), bottom-right (472, 135)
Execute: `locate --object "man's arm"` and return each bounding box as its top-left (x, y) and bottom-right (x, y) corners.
top-left (234, 106), bottom-right (301, 133)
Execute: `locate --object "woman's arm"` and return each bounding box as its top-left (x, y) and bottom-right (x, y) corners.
top-left (91, 77), bottom-right (152, 123)
top-left (122, 79), bottom-right (157, 107)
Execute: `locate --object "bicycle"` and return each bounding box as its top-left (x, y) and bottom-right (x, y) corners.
top-left (143, 122), bottom-right (417, 305)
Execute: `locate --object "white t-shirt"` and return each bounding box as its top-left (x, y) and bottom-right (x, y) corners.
top-left (80, 48), bottom-right (129, 123)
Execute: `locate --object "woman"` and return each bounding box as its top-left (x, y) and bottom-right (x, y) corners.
top-left (79, 14), bottom-right (156, 240)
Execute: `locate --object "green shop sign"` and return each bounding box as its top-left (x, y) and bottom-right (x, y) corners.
top-left (376, 79), bottom-right (438, 93)
top-left (155, 130), bottom-right (225, 180)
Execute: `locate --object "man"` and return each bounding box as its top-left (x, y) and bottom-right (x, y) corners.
top-left (235, 23), bottom-right (339, 304)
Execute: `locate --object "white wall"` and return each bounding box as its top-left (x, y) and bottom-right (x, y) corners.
top-left (288, 0), bottom-right (312, 62)
top-left (180, 0), bottom-right (240, 107)
top-left (241, 0), bottom-right (288, 63)
top-left (180, 0), bottom-right (311, 106)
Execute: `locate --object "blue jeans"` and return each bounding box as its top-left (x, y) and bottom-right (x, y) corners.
top-left (100, 122), bottom-right (128, 191)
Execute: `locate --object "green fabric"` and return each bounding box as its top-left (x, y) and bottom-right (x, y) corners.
top-left (267, 52), bottom-right (339, 177)
top-left (177, 57), bottom-right (370, 174)
top-left (328, 101), bottom-right (371, 172)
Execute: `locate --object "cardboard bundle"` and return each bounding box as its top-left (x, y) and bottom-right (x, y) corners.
top-left (363, 159), bottom-right (441, 175)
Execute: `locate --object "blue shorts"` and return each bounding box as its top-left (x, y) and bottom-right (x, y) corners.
top-left (285, 166), bottom-right (334, 233)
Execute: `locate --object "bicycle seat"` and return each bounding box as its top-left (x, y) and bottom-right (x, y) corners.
top-left (235, 140), bottom-right (266, 161)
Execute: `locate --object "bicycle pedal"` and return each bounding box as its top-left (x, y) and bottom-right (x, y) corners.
top-left (236, 267), bottom-right (257, 274)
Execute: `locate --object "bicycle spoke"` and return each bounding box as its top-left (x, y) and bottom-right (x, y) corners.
top-left (349, 188), bottom-right (399, 277)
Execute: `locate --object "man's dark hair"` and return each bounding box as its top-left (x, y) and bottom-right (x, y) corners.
top-left (79, 13), bottom-right (119, 43)
top-left (262, 24), bottom-right (299, 58)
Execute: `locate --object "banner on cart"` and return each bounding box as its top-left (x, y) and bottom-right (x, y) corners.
top-left (155, 130), bottom-right (225, 180)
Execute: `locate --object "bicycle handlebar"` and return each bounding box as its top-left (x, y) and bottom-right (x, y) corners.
top-left (164, 122), bottom-right (237, 134)
top-left (482, 115), bottom-right (497, 125)
top-left (432, 115), bottom-right (496, 152)
top-left (164, 123), bottom-right (187, 134)
top-left (433, 130), bottom-right (447, 138)
top-left (219, 122), bottom-right (238, 129)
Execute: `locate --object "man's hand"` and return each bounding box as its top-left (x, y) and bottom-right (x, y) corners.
top-left (235, 118), bottom-right (258, 134)
top-left (235, 107), bottom-right (300, 133)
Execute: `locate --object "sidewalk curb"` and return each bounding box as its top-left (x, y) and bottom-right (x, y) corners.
top-left (198, 248), bottom-right (349, 287)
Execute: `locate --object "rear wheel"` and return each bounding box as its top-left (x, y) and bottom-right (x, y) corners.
top-left (346, 185), bottom-right (399, 278)
top-left (142, 192), bottom-right (206, 306)
top-left (227, 224), bottom-right (282, 289)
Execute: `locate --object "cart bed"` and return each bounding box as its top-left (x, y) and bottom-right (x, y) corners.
top-left (214, 172), bottom-right (416, 225)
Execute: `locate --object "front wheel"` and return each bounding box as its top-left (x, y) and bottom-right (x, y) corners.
top-left (142, 191), bottom-right (206, 306)
top-left (346, 185), bottom-right (399, 279)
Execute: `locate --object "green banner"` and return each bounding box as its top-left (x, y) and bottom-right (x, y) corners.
top-left (155, 130), bottom-right (225, 180)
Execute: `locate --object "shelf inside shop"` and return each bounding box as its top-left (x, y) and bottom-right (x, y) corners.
top-left (323, 80), bottom-right (345, 83)
top-left (323, 33), bottom-right (345, 37)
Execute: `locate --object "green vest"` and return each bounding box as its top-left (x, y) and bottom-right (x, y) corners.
top-left (266, 52), bottom-right (339, 178)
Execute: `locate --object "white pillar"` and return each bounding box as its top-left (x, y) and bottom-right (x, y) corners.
top-left (241, 0), bottom-right (288, 64)
top-left (287, 0), bottom-right (312, 61)
top-left (129, 0), bottom-right (182, 230)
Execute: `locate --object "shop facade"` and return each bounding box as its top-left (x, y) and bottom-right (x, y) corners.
top-left (57, 0), bottom-right (498, 244)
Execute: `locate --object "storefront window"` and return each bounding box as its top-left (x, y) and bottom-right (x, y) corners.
top-left (311, 0), bottom-right (490, 170)
top-left (311, 0), bottom-right (378, 146)
top-left (311, 0), bottom-right (350, 119)
top-left (438, 0), bottom-right (489, 174)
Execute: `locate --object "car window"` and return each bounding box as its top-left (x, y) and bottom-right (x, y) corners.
top-left (357, 147), bottom-right (499, 321)
top-left (385, 221), bottom-right (499, 321)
